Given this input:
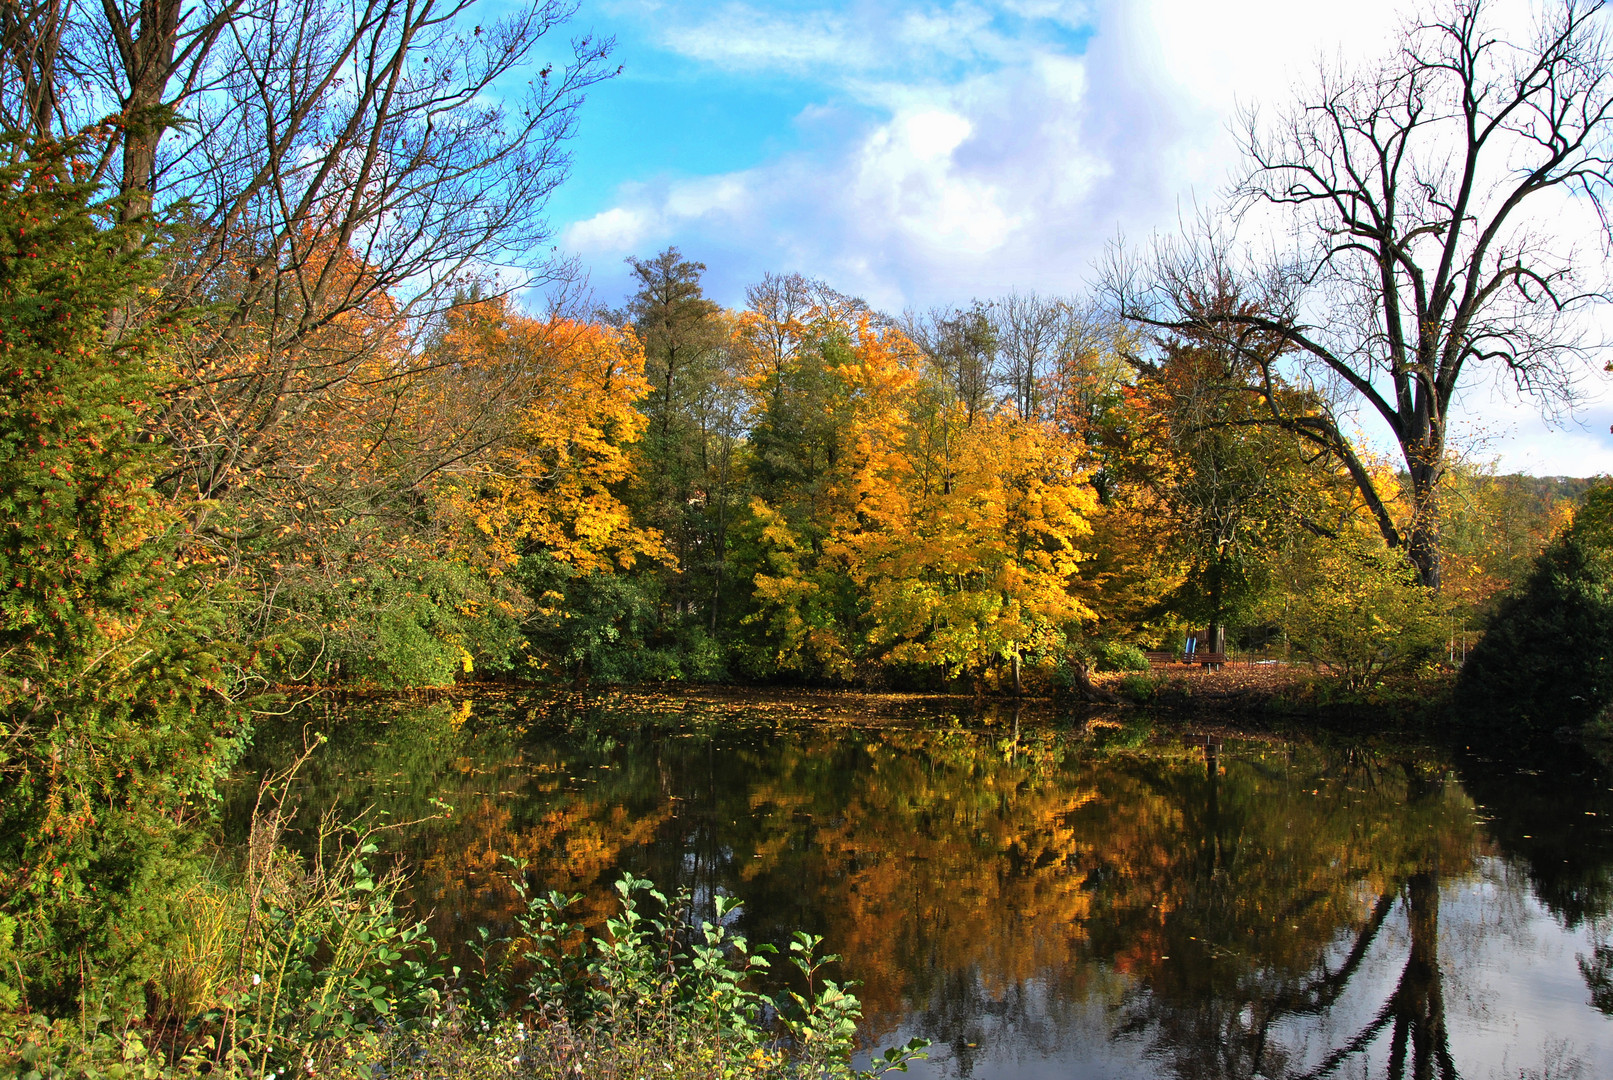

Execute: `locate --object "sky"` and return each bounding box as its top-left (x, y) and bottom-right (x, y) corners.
top-left (531, 0), bottom-right (1613, 477)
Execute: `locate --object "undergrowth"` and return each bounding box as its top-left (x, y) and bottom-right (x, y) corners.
top-left (1, 741), bottom-right (927, 1080)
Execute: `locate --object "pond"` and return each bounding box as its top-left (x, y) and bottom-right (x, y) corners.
top-left (229, 689), bottom-right (1613, 1080)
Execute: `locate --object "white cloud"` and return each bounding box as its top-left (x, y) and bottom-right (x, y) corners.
top-left (1505, 420), bottom-right (1613, 476)
top-left (1001, 0), bottom-right (1089, 27)
top-left (660, 5), bottom-right (872, 72)
top-left (851, 107), bottom-right (1022, 255)
top-left (560, 46), bottom-right (1106, 308)
top-left (649, 1), bottom-right (1041, 79)
top-left (565, 206), bottom-right (655, 253)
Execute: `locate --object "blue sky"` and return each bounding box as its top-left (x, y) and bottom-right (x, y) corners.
top-left (529, 0), bottom-right (1613, 476)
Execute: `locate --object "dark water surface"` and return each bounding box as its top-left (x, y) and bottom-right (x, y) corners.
top-left (229, 689), bottom-right (1613, 1080)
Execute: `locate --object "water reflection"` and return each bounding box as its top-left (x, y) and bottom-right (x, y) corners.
top-left (228, 691), bottom-right (1613, 1079)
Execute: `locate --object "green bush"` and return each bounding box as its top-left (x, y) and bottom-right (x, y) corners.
top-left (1271, 538), bottom-right (1446, 692)
top-left (1117, 672), bottom-right (1163, 702)
top-left (518, 555), bottom-right (729, 685)
top-left (256, 553), bottom-right (523, 688)
top-left (472, 866), bottom-right (928, 1079)
top-left (1458, 484), bottom-right (1613, 734)
top-left (1095, 641), bottom-right (1151, 673)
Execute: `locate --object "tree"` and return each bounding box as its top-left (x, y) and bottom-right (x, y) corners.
top-left (903, 302), bottom-right (998, 423)
top-left (436, 300), bottom-right (666, 576)
top-left (622, 249), bottom-right (730, 623)
top-left (737, 276), bottom-right (872, 514)
top-left (992, 291), bottom-right (1066, 422)
top-left (728, 279), bottom-right (878, 680)
top-left (0, 134), bottom-right (239, 1007)
top-left (1132, 333), bottom-right (1358, 654)
top-left (845, 412), bottom-right (1096, 690)
top-left (1107, 0), bottom-right (1613, 589)
top-left (1457, 481), bottom-right (1613, 733)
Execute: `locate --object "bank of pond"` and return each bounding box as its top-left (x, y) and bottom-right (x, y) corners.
top-left (145, 688), bottom-right (1602, 1079)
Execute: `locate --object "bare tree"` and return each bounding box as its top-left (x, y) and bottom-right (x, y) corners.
top-left (2, 0), bottom-right (615, 504)
top-left (993, 291), bottom-right (1065, 421)
top-left (1107, 0), bottom-right (1613, 589)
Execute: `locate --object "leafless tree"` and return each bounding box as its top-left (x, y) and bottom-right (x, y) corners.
top-left (993, 291), bottom-right (1065, 421)
top-left (1106, 0), bottom-right (1613, 589)
top-left (2, 0), bottom-right (615, 504)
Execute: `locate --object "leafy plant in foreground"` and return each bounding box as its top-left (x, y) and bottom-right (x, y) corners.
top-left (487, 865), bottom-right (929, 1078)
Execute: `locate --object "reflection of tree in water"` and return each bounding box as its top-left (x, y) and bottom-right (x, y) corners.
top-left (1454, 747), bottom-right (1613, 1021)
top-left (1099, 751), bottom-right (1469, 1080)
top-left (232, 692), bottom-right (1613, 1077)
top-left (1583, 928), bottom-right (1613, 1016)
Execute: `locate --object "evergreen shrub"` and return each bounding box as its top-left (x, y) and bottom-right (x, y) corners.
top-left (1458, 483), bottom-right (1613, 734)
top-left (0, 132), bottom-right (243, 1011)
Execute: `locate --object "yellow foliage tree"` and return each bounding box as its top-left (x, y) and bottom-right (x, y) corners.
top-left (435, 300), bottom-right (668, 575)
top-left (737, 308), bottom-right (1098, 685)
top-left (840, 411), bottom-right (1096, 686)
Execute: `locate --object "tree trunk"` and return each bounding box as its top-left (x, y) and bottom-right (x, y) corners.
top-left (1066, 661), bottom-right (1118, 704)
top-left (115, 0), bottom-right (184, 230)
top-left (1405, 449), bottom-right (1443, 591)
top-left (1206, 547), bottom-right (1228, 658)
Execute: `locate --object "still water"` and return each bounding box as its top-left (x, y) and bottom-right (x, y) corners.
top-left (232, 689), bottom-right (1613, 1080)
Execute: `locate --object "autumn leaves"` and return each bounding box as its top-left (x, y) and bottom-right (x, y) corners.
top-left (420, 286), bottom-right (1100, 687)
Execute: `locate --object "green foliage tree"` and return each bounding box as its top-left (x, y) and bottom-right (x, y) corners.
top-left (1138, 337), bottom-right (1324, 653)
top-left (624, 248), bottom-right (743, 651)
top-left (0, 133), bottom-right (240, 1011)
top-left (1270, 534), bottom-right (1447, 692)
top-left (518, 552), bottom-right (725, 685)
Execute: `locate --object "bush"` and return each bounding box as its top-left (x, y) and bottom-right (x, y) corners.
top-left (3, 743), bottom-right (441, 1077)
top-left (468, 865), bottom-right (929, 1079)
top-left (1094, 641), bottom-right (1151, 673)
top-left (1458, 484), bottom-right (1613, 734)
top-left (1117, 673), bottom-right (1163, 702)
top-left (6, 784), bottom-right (927, 1080)
top-left (255, 552), bottom-right (524, 688)
top-left (1271, 539), bottom-right (1446, 692)
top-left (518, 555), bottom-right (729, 685)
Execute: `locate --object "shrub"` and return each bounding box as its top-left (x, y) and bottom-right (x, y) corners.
top-left (1271, 539), bottom-right (1445, 692)
top-left (0, 132), bottom-right (244, 1013)
top-left (1458, 483), bottom-right (1613, 734)
top-left (1095, 641), bottom-right (1151, 673)
top-left (473, 866), bottom-right (929, 1079)
top-left (6, 817), bottom-right (927, 1079)
top-left (1117, 673), bottom-right (1163, 702)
